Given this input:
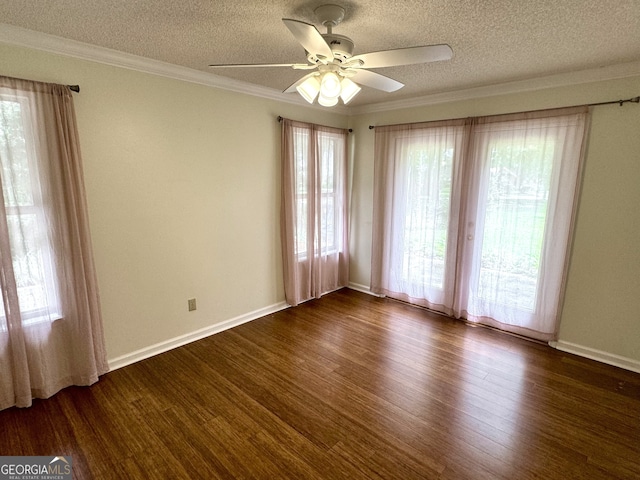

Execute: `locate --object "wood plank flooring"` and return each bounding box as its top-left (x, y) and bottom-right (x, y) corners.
top-left (1, 288), bottom-right (639, 479)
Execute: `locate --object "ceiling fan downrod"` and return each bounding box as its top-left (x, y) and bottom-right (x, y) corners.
top-left (314, 4), bottom-right (346, 34)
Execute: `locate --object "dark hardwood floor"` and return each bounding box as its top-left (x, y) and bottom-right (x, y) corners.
top-left (1, 288), bottom-right (639, 479)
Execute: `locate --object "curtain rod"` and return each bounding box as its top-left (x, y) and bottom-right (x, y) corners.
top-left (277, 116), bottom-right (353, 133)
top-left (67, 85), bottom-right (80, 93)
top-left (368, 95), bottom-right (640, 129)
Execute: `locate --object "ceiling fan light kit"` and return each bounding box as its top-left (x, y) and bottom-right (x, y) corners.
top-left (295, 70), bottom-right (361, 105)
top-left (339, 77), bottom-right (361, 104)
top-left (296, 75), bottom-right (321, 103)
top-left (208, 4), bottom-right (453, 107)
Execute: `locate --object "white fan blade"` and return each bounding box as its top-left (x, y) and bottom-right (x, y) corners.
top-left (209, 63), bottom-right (315, 70)
top-left (282, 19), bottom-right (333, 63)
top-left (350, 69), bottom-right (404, 92)
top-left (283, 73), bottom-right (318, 93)
top-left (349, 44), bottom-right (453, 69)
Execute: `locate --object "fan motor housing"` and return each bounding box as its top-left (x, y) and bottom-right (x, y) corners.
top-left (307, 34), bottom-right (355, 64)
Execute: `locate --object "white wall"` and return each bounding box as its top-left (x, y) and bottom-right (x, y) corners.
top-left (348, 76), bottom-right (640, 368)
top-left (0, 43), bottom-right (346, 363)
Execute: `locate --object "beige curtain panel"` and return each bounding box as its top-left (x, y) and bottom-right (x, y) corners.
top-left (0, 76), bottom-right (108, 410)
top-left (280, 118), bottom-right (349, 306)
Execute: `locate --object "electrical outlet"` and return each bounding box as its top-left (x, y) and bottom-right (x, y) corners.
top-left (188, 298), bottom-right (196, 311)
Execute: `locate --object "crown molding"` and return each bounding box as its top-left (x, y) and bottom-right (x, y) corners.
top-left (0, 23), bottom-right (350, 114)
top-left (2, 23), bottom-right (637, 117)
top-left (348, 61), bottom-right (640, 115)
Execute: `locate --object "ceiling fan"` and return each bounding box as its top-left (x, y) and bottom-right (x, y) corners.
top-left (208, 4), bottom-right (453, 107)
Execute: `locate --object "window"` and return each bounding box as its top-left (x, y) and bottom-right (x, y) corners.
top-left (372, 109), bottom-right (589, 341)
top-left (293, 127), bottom-right (309, 257)
top-left (292, 128), bottom-right (344, 259)
top-left (0, 95), bottom-right (60, 324)
top-left (317, 132), bottom-right (342, 256)
top-left (281, 119), bottom-right (349, 306)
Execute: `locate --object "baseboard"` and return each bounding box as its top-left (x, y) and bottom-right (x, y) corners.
top-left (552, 340), bottom-right (640, 374)
top-left (107, 301), bottom-right (289, 371)
top-left (348, 282), bottom-right (384, 297)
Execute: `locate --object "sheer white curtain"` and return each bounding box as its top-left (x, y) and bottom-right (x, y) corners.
top-left (371, 119), bottom-right (468, 314)
top-left (281, 119), bottom-right (349, 306)
top-left (0, 76), bottom-right (107, 410)
top-left (372, 107), bottom-right (590, 341)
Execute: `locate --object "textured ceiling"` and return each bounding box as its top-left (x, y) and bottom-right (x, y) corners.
top-left (1, 0), bottom-right (639, 107)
